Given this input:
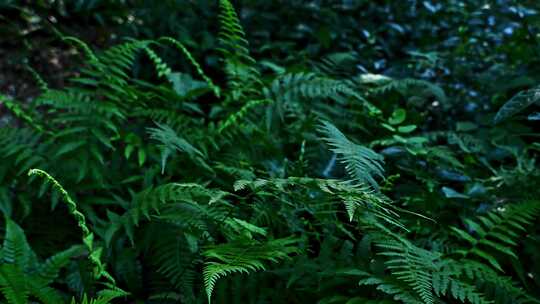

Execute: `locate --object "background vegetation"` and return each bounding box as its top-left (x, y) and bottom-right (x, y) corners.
top-left (1, 1), bottom-right (540, 303)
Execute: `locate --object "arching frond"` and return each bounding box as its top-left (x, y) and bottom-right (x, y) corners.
top-left (319, 121), bottom-right (385, 190)
top-left (203, 237), bottom-right (299, 303)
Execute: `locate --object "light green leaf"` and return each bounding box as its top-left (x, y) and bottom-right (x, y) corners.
top-left (397, 125), bottom-right (417, 133)
top-left (389, 108), bottom-right (406, 125)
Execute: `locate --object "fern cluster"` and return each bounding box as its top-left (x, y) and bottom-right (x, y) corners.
top-left (0, 1), bottom-right (539, 303)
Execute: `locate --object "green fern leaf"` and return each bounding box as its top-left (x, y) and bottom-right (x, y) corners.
top-left (0, 264), bottom-right (27, 304)
top-left (319, 121), bottom-right (385, 190)
top-left (203, 237), bottom-right (299, 303)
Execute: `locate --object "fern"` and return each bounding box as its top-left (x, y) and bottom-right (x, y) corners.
top-left (132, 182), bottom-right (229, 222)
top-left (432, 267), bottom-right (492, 304)
top-left (234, 177), bottom-right (403, 229)
top-left (24, 64), bottom-right (49, 92)
top-left (357, 74), bottom-right (447, 104)
top-left (319, 121), bottom-right (385, 190)
top-left (159, 37), bottom-right (221, 98)
top-left (1, 2), bottom-right (539, 303)
top-left (450, 201), bottom-right (540, 271)
top-left (263, 72), bottom-right (380, 123)
top-left (453, 260), bottom-right (539, 303)
top-left (266, 73), bottom-right (364, 102)
top-left (103, 182), bottom-right (230, 247)
top-left (203, 237), bottom-right (299, 303)
top-left (218, 98), bottom-right (272, 133)
top-left (27, 169), bottom-right (114, 283)
top-left (377, 239), bottom-right (439, 304)
top-left (218, 0), bottom-right (261, 100)
top-left (143, 44), bottom-right (172, 78)
top-left (149, 227), bottom-right (198, 303)
top-left (71, 286), bottom-right (129, 304)
top-left (0, 264), bottom-right (27, 304)
top-left (62, 36), bottom-right (99, 63)
top-left (354, 271), bottom-right (424, 304)
top-left (147, 122), bottom-right (209, 173)
top-left (0, 94), bottom-right (44, 132)
top-left (0, 218), bottom-right (85, 304)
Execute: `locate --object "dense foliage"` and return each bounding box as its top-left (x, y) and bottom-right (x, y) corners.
top-left (1, 1), bottom-right (540, 303)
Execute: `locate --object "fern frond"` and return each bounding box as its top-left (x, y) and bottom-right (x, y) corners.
top-left (450, 201), bottom-right (540, 271)
top-left (314, 52), bottom-right (359, 77)
top-left (355, 271), bottom-right (423, 304)
top-left (264, 73), bottom-right (373, 113)
top-left (203, 237), bottom-right (299, 303)
top-left (159, 37), bottom-right (221, 98)
top-left (143, 44), bottom-right (172, 78)
top-left (62, 36), bottom-right (99, 63)
top-left (0, 264), bottom-right (28, 304)
top-left (432, 267), bottom-right (492, 304)
top-left (319, 121), bottom-right (385, 190)
top-left (104, 183), bottom-right (230, 247)
top-left (71, 286), bottom-right (129, 304)
top-left (24, 64), bottom-right (49, 92)
top-left (218, 0), bottom-right (254, 66)
top-left (218, 98), bottom-right (272, 133)
top-left (27, 282), bottom-right (64, 304)
top-left (0, 127), bottom-right (44, 182)
top-left (0, 94), bottom-right (44, 132)
top-left (147, 122), bottom-right (208, 173)
top-left (135, 182), bottom-right (229, 222)
top-left (93, 39), bottom-right (151, 85)
top-left (1, 217), bottom-right (37, 269)
top-left (34, 245), bottom-right (85, 285)
top-left (377, 240), bottom-right (439, 304)
top-left (234, 177), bottom-right (402, 229)
top-left (36, 89), bottom-right (126, 121)
top-left (456, 260), bottom-right (539, 303)
top-left (132, 107), bottom-right (195, 129)
top-left (27, 245), bottom-right (83, 304)
top-left (150, 227), bottom-right (198, 302)
top-left (218, 0), bottom-right (260, 99)
top-left (358, 74), bottom-right (447, 103)
top-left (0, 218), bottom-right (85, 304)
top-left (27, 169), bottom-right (114, 283)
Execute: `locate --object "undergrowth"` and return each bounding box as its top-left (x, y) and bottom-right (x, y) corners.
top-left (0, 1), bottom-right (539, 303)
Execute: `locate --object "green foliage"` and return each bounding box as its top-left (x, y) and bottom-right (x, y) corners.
top-left (450, 201), bottom-right (540, 272)
top-left (1, 1), bottom-right (540, 304)
top-left (217, 0), bottom-right (260, 101)
top-left (203, 237), bottom-right (299, 303)
top-left (158, 37), bottom-right (221, 98)
top-left (28, 169), bottom-right (115, 283)
top-left (71, 287), bottom-right (129, 304)
top-left (319, 121), bottom-right (385, 190)
top-left (0, 217), bottom-right (84, 304)
top-left (494, 86), bottom-right (540, 124)
top-left (378, 240), bottom-right (439, 304)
